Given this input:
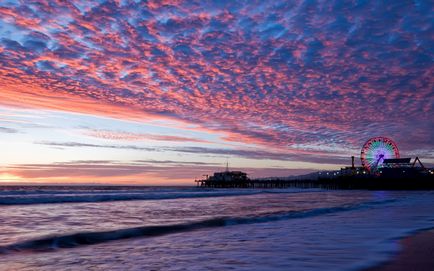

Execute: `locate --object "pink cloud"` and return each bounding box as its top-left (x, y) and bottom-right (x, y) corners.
top-left (0, 0), bottom-right (432, 158)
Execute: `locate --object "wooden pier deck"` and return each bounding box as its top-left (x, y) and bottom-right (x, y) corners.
top-left (195, 175), bottom-right (434, 190)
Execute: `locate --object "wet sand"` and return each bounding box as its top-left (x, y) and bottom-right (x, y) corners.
top-left (366, 228), bottom-right (434, 271)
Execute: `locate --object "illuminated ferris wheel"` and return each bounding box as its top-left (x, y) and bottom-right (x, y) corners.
top-left (360, 137), bottom-right (400, 172)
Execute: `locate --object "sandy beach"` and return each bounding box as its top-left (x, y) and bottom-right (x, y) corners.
top-left (366, 228), bottom-right (434, 271)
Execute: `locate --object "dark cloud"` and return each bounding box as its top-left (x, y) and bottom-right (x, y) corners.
top-left (4, 161), bottom-right (316, 180)
top-left (1, 38), bottom-right (25, 51)
top-left (133, 160), bottom-right (220, 166)
top-left (0, 127), bottom-right (19, 133)
top-left (36, 141), bottom-right (156, 151)
top-left (36, 141), bottom-right (349, 165)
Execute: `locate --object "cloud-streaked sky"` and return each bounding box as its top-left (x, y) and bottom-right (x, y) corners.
top-left (0, 0), bottom-right (433, 184)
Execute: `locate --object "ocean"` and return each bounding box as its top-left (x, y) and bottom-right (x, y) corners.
top-left (0, 186), bottom-right (433, 271)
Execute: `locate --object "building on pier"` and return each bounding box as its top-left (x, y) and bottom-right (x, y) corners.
top-left (195, 162), bottom-right (250, 187)
top-left (207, 170), bottom-right (249, 182)
top-left (195, 170), bottom-right (250, 187)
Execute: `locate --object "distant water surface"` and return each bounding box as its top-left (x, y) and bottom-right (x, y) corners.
top-left (0, 186), bottom-right (433, 271)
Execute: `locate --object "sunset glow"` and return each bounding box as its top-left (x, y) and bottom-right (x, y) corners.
top-left (0, 1), bottom-right (432, 184)
top-left (0, 173), bottom-right (21, 182)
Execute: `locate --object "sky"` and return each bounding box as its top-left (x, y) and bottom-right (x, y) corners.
top-left (0, 0), bottom-right (433, 185)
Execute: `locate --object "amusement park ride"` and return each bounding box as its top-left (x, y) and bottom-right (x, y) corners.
top-left (342, 136), bottom-right (427, 177)
top-left (361, 136), bottom-right (401, 172)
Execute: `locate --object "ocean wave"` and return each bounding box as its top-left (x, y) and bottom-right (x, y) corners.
top-left (0, 198), bottom-right (398, 254)
top-left (0, 189), bottom-right (320, 205)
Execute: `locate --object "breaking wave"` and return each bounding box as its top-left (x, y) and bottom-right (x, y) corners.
top-left (0, 188), bottom-right (320, 205)
top-left (0, 198), bottom-right (398, 254)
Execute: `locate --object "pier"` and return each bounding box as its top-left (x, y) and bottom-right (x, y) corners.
top-left (195, 175), bottom-right (434, 190)
top-left (195, 149), bottom-right (433, 190)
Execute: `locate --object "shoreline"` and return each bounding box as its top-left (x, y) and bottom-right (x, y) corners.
top-left (365, 228), bottom-right (434, 271)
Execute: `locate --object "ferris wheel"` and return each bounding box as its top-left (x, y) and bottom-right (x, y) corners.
top-left (360, 137), bottom-right (400, 172)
